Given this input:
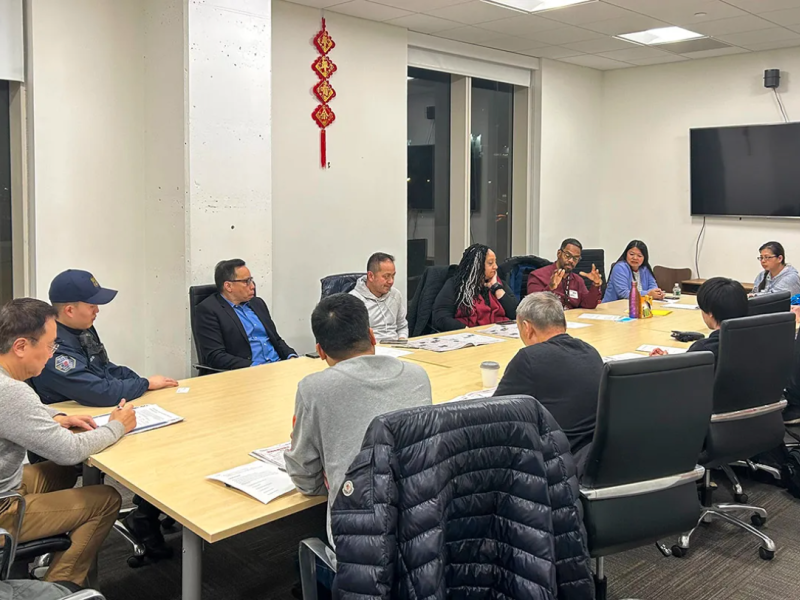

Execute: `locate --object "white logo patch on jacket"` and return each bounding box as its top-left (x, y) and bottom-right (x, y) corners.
top-left (55, 355), bottom-right (76, 373)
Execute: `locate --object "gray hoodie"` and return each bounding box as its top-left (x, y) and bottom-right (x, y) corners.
top-left (753, 264), bottom-right (800, 297)
top-left (349, 276), bottom-right (409, 340)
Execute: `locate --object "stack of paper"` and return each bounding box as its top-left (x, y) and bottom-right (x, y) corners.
top-left (636, 345), bottom-right (688, 355)
top-left (669, 304), bottom-right (700, 310)
top-left (578, 314), bottom-right (624, 322)
top-left (602, 353), bottom-right (646, 363)
top-left (250, 441), bottom-right (291, 471)
top-left (374, 346), bottom-right (413, 358)
top-left (445, 387), bottom-right (497, 403)
top-left (93, 404), bottom-right (183, 436)
top-left (406, 333), bottom-right (506, 353)
top-left (207, 461), bottom-right (295, 505)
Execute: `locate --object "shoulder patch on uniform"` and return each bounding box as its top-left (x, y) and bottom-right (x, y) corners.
top-left (55, 355), bottom-right (76, 373)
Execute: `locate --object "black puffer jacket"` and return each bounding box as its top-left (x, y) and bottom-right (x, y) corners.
top-left (408, 265), bottom-right (456, 337)
top-left (331, 396), bottom-right (595, 600)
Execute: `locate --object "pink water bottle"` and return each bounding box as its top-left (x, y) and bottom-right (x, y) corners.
top-left (629, 280), bottom-right (640, 318)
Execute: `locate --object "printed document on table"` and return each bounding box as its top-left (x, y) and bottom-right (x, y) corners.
top-left (566, 322), bottom-right (592, 329)
top-left (407, 333), bottom-right (506, 353)
top-left (483, 323), bottom-right (519, 338)
top-left (445, 387), bottom-right (497, 403)
top-left (207, 461), bottom-right (295, 505)
top-left (637, 345), bottom-right (688, 355)
top-left (669, 304), bottom-right (700, 310)
top-left (602, 353), bottom-right (646, 363)
top-left (92, 404), bottom-right (183, 435)
top-left (578, 313), bottom-right (624, 322)
top-left (374, 346), bottom-right (413, 358)
top-left (250, 441), bottom-right (291, 471)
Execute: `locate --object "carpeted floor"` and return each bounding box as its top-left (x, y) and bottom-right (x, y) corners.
top-left (94, 474), bottom-right (800, 600)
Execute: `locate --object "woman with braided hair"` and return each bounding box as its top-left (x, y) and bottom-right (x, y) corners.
top-left (432, 243), bottom-right (518, 332)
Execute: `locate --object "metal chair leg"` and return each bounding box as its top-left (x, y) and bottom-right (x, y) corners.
top-left (713, 503), bottom-right (767, 519)
top-left (594, 557), bottom-right (607, 600)
top-left (704, 508), bottom-right (776, 554)
top-left (721, 465), bottom-right (744, 499)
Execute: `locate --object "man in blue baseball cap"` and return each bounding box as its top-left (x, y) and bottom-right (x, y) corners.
top-left (30, 269), bottom-right (179, 560)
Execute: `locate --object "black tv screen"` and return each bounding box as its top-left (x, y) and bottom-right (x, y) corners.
top-left (690, 122), bottom-right (800, 218)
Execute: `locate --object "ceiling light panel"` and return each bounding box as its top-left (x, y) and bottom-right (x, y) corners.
top-left (617, 26), bottom-right (705, 45)
top-left (480, 0), bottom-right (597, 14)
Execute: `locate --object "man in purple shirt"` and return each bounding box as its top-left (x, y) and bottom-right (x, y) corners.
top-left (527, 238), bottom-right (603, 310)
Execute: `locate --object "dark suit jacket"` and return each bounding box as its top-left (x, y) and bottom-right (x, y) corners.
top-left (194, 293), bottom-right (296, 370)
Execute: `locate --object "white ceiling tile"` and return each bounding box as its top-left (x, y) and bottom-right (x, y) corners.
top-left (425, 1), bottom-right (518, 25)
top-left (533, 2), bottom-right (634, 26)
top-left (283, 0), bottom-right (351, 8)
top-left (723, 0), bottom-right (800, 13)
top-left (560, 54), bottom-right (634, 69)
top-left (434, 26), bottom-right (501, 43)
top-left (789, 23), bottom-right (800, 32)
top-left (480, 15), bottom-right (565, 36)
top-left (519, 45), bottom-right (585, 58)
top-left (681, 46), bottom-right (750, 58)
top-left (689, 15), bottom-right (777, 36)
top-left (597, 46), bottom-right (675, 61)
top-left (631, 0), bottom-right (747, 25)
top-left (525, 25), bottom-right (606, 44)
top-left (742, 38), bottom-right (800, 51)
top-left (561, 36), bottom-right (641, 52)
top-left (717, 26), bottom-right (800, 46)
top-left (372, 0), bottom-right (470, 11)
top-left (760, 7), bottom-right (800, 26)
top-left (581, 13), bottom-right (670, 35)
top-left (385, 13), bottom-right (463, 33)
top-left (477, 36), bottom-right (550, 51)
top-left (626, 54), bottom-right (690, 65)
top-left (328, 0), bottom-right (412, 21)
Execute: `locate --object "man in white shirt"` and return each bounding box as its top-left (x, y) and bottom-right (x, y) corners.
top-left (349, 252), bottom-right (408, 341)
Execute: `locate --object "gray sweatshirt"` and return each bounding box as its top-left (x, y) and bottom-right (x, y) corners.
top-left (0, 367), bottom-right (125, 493)
top-left (284, 355), bottom-right (431, 544)
top-left (349, 277), bottom-right (409, 340)
top-left (753, 264), bottom-right (800, 297)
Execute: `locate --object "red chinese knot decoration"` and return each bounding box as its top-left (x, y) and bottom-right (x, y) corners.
top-left (311, 18), bottom-right (336, 169)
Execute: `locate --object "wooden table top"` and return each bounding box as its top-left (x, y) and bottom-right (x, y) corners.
top-left (51, 297), bottom-right (711, 543)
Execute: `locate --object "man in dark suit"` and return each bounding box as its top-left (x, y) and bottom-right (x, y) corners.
top-left (195, 259), bottom-right (297, 370)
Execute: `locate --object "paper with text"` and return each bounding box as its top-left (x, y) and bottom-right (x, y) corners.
top-left (602, 353), bottom-right (646, 363)
top-left (207, 461), bottom-right (295, 505)
top-left (637, 345), bottom-right (688, 355)
top-left (669, 304), bottom-right (700, 310)
top-left (483, 323), bottom-right (519, 338)
top-left (250, 441), bottom-right (292, 471)
top-left (566, 322), bottom-right (592, 329)
top-left (407, 333), bottom-right (506, 353)
top-left (578, 314), bottom-right (624, 322)
top-left (93, 404), bottom-right (183, 435)
top-left (445, 387), bottom-right (497, 403)
top-left (374, 346), bottom-right (413, 358)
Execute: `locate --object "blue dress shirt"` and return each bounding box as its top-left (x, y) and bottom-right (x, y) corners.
top-left (224, 298), bottom-right (282, 366)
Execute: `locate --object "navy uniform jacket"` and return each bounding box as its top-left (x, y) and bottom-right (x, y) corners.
top-left (31, 322), bottom-right (149, 407)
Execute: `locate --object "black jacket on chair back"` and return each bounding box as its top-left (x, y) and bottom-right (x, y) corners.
top-left (331, 396), bottom-right (594, 600)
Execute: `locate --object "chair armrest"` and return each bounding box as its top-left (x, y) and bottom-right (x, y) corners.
top-left (298, 538), bottom-right (336, 600)
top-left (63, 590), bottom-right (106, 600)
top-left (191, 364), bottom-right (227, 374)
top-left (0, 492), bottom-right (25, 580)
top-left (0, 528), bottom-right (12, 581)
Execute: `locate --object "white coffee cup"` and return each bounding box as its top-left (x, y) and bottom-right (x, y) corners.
top-left (480, 361), bottom-right (500, 389)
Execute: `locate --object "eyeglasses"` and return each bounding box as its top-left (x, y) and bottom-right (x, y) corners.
top-left (27, 339), bottom-right (59, 353)
top-left (758, 255), bottom-right (778, 262)
top-left (229, 277), bottom-right (255, 285)
top-left (560, 250), bottom-right (581, 263)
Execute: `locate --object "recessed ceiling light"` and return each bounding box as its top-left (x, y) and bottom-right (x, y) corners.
top-left (616, 26), bottom-right (705, 46)
top-left (480, 0), bottom-right (598, 14)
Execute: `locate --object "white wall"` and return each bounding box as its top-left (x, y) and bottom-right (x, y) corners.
top-left (271, 1), bottom-right (407, 353)
top-left (30, 0), bottom-right (147, 370)
top-left (600, 48), bottom-right (800, 283)
top-left (0, 0), bottom-right (23, 81)
top-left (537, 58), bottom-right (604, 258)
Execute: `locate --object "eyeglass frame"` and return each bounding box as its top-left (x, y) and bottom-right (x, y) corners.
top-left (228, 277), bottom-right (256, 285)
top-left (559, 249), bottom-right (582, 263)
top-left (758, 255), bottom-right (779, 262)
top-left (26, 338), bottom-right (59, 354)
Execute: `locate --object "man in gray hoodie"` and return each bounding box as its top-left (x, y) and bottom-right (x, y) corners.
top-left (285, 293), bottom-right (431, 547)
top-left (0, 298), bottom-right (136, 586)
top-left (349, 252), bottom-right (408, 341)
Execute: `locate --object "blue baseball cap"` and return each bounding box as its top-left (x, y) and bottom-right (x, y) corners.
top-left (48, 270), bottom-right (118, 305)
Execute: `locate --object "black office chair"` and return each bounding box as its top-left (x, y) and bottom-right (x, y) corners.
top-left (748, 291), bottom-right (791, 316)
top-left (319, 273), bottom-right (364, 299)
top-left (497, 255), bottom-right (551, 300)
top-left (0, 496), bottom-right (105, 598)
top-left (674, 313), bottom-right (796, 560)
top-left (580, 353), bottom-right (714, 600)
top-left (575, 248), bottom-right (606, 294)
top-left (188, 284), bottom-right (224, 376)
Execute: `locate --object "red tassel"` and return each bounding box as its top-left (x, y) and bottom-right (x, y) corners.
top-left (321, 129), bottom-right (327, 169)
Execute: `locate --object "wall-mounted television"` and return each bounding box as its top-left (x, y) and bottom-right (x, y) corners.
top-left (690, 122), bottom-right (800, 218)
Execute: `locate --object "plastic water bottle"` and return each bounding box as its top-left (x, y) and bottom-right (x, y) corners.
top-left (673, 283), bottom-right (681, 299)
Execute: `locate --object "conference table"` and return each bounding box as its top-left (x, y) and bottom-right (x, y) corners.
top-left (52, 297), bottom-right (711, 600)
